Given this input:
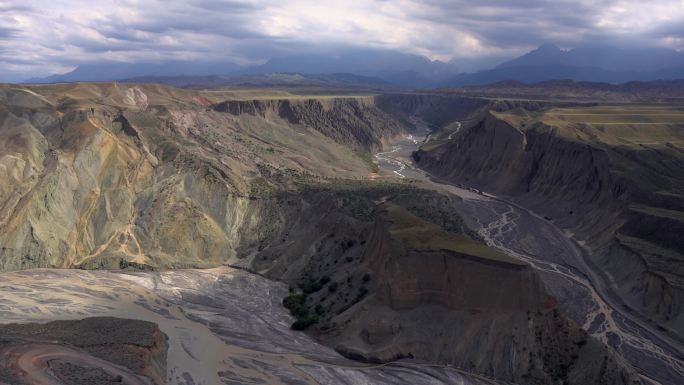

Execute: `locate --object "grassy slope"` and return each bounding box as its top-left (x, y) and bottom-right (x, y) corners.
top-left (382, 202), bottom-right (526, 265)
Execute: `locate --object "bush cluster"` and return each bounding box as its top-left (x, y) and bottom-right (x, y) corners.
top-left (283, 276), bottom-right (333, 330)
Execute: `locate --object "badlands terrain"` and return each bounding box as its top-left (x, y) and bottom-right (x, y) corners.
top-left (0, 81), bottom-right (681, 385)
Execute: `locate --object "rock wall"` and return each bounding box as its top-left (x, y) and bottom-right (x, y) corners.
top-left (213, 97), bottom-right (405, 151)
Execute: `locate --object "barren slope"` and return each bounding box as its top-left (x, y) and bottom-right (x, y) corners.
top-left (0, 83), bottom-right (641, 385)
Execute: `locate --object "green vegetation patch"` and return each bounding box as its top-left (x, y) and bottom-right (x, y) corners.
top-left (282, 276), bottom-right (334, 330)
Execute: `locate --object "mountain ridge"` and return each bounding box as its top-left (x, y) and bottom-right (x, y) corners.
top-left (24, 44), bottom-right (684, 87)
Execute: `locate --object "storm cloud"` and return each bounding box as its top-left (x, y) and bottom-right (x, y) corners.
top-left (1, 0), bottom-right (683, 81)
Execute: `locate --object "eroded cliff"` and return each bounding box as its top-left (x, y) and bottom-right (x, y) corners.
top-left (415, 102), bottom-right (684, 340)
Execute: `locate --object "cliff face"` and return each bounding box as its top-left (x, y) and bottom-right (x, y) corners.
top-left (317, 203), bottom-right (637, 385)
top-left (213, 97), bottom-right (405, 152)
top-left (375, 93), bottom-right (554, 128)
top-left (415, 105), bottom-right (684, 338)
top-left (414, 112), bottom-right (623, 210)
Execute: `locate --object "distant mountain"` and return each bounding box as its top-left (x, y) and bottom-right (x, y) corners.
top-left (26, 49), bottom-right (461, 87)
top-left (443, 44), bottom-right (684, 86)
top-left (25, 45), bottom-right (684, 87)
top-left (26, 61), bottom-right (243, 83)
top-left (443, 64), bottom-right (627, 86)
top-left (496, 43), bottom-right (567, 68)
top-left (123, 72), bottom-right (390, 89)
top-left (247, 49), bottom-right (457, 87)
top-left (499, 44), bottom-right (684, 73)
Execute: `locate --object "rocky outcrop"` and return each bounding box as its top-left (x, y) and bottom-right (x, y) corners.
top-left (0, 85), bottom-right (408, 271)
top-left (236, 185), bottom-right (639, 384)
top-left (0, 317), bottom-right (168, 385)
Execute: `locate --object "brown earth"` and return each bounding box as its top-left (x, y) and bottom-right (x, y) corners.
top-left (0, 317), bottom-right (167, 385)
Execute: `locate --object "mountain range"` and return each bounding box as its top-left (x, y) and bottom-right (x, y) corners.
top-left (25, 44), bottom-right (684, 87)
top-left (443, 44), bottom-right (684, 86)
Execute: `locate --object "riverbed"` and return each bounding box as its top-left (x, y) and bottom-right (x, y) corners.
top-left (0, 267), bottom-right (494, 385)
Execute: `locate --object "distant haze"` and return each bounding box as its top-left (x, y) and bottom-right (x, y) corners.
top-left (2, 0), bottom-right (683, 83)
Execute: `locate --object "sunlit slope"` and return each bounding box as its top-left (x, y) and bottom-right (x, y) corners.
top-left (0, 83), bottom-right (401, 270)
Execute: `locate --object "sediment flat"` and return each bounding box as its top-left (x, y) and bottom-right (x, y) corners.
top-left (0, 268), bottom-right (492, 385)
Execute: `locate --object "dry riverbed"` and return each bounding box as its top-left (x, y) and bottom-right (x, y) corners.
top-left (0, 268), bottom-right (493, 385)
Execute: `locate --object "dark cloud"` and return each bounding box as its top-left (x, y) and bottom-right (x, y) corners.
top-left (0, 3), bottom-right (33, 12)
top-left (0, 26), bottom-right (20, 38)
top-left (0, 0), bottom-right (682, 81)
top-left (189, 0), bottom-right (264, 12)
top-left (409, 0), bottom-right (610, 48)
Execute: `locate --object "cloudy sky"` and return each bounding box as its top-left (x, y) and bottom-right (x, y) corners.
top-left (1, 0), bottom-right (683, 81)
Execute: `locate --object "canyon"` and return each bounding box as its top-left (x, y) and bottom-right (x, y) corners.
top-left (0, 82), bottom-right (681, 384)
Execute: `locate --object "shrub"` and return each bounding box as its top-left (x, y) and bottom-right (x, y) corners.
top-left (300, 279), bottom-right (323, 294)
top-left (291, 315), bottom-right (319, 330)
top-left (353, 286), bottom-right (369, 304)
top-left (283, 294), bottom-right (308, 318)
